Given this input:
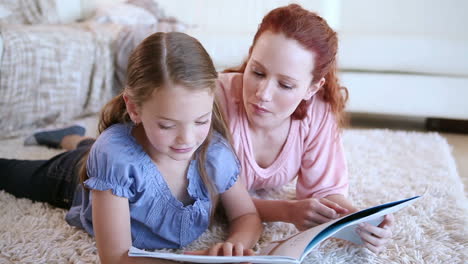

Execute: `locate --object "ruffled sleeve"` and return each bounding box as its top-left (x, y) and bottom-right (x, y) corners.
top-left (204, 132), bottom-right (240, 194)
top-left (84, 141), bottom-right (137, 200)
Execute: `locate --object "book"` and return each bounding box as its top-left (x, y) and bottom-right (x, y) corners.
top-left (128, 195), bottom-right (421, 264)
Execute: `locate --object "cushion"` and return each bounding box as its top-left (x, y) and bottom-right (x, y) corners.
top-left (90, 3), bottom-right (157, 25)
top-left (340, 71), bottom-right (468, 119)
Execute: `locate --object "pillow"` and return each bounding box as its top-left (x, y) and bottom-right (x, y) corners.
top-left (113, 24), bottom-right (159, 95)
top-left (0, 5), bottom-right (12, 19)
top-left (91, 3), bottom-right (157, 25)
top-left (127, 0), bottom-right (190, 32)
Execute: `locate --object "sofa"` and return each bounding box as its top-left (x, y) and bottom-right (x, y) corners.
top-left (1, 0), bottom-right (467, 139)
top-left (0, 0), bottom-right (185, 138)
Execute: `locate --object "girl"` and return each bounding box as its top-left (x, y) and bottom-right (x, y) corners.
top-left (0, 32), bottom-right (262, 263)
top-left (217, 4), bottom-right (393, 253)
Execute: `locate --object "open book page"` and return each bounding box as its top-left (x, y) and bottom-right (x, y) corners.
top-left (129, 246), bottom-right (300, 264)
top-left (301, 196), bottom-right (421, 260)
top-left (260, 218), bottom-right (341, 259)
top-left (262, 196), bottom-right (420, 262)
top-left (128, 196), bottom-right (420, 264)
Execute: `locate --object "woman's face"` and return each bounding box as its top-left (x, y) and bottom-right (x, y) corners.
top-left (242, 31), bottom-right (317, 129)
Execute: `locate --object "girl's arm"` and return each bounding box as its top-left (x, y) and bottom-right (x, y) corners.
top-left (92, 190), bottom-right (177, 264)
top-left (221, 180), bottom-right (263, 249)
top-left (187, 180), bottom-right (263, 256)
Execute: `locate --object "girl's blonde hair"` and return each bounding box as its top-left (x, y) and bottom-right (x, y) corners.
top-left (80, 32), bottom-right (231, 220)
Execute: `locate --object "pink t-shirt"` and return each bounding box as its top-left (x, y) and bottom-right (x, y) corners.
top-left (217, 72), bottom-right (349, 199)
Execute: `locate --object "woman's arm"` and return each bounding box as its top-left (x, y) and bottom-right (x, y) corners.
top-left (325, 194), bottom-right (394, 254)
top-left (324, 194), bottom-right (357, 212)
top-left (252, 196), bottom-right (348, 231)
top-left (253, 193), bottom-right (393, 253)
top-left (92, 190), bottom-right (177, 264)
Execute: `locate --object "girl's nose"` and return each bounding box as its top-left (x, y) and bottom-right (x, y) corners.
top-left (177, 126), bottom-right (195, 145)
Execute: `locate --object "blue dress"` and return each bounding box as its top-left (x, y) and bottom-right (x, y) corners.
top-left (65, 123), bottom-right (239, 249)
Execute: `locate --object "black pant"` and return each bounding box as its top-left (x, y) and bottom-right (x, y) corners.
top-left (0, 139), bottom-right (95, 209)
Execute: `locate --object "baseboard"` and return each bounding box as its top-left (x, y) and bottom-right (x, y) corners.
top-left (425, 118), bottom-right (468, 134)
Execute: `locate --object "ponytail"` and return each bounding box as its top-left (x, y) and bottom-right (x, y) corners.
top-left (79, 92), bottom-right (130, 184)
top-left (98, 92), bottom-right (131, 133)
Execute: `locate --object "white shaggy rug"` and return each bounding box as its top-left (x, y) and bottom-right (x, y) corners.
top-left (0, 116), bottom-right (467, 263)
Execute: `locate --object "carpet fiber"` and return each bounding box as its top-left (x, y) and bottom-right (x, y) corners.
top-left (1, 116), bottom-right (467, 263)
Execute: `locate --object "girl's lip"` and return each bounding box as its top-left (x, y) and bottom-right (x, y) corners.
top-left (251, 103), bottom-right (270, 113)
top-left (170, 147), bottom-right (193, 153)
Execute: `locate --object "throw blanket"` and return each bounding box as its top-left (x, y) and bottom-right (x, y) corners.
top-left (0, 0), bottom-right (60, 25)
top-left (0, 22), bottom-right (120, 138)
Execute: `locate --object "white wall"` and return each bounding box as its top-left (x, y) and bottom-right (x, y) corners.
top-left (155, 0), bottom-right (331, 33)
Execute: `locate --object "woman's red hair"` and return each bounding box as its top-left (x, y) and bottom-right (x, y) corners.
top-left (224, 4), bottom-right (348, 127)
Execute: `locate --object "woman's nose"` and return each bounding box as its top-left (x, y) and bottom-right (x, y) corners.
top-left (255, 79), bottom-right (273, 102)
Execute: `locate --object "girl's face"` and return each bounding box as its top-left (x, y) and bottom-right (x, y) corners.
top-left (243, 31), bottom-right (318, 129)
top-left (132, 85), bottom-right (213, 163)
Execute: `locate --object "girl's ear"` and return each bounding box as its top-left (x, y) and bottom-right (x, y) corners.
top-left (304, 77), bottom-right (325, 101)
top-left (123, 93), bottom-right (142, 124)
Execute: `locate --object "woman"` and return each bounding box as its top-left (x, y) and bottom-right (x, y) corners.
top-left (216, 4), bottom-right (393, 253)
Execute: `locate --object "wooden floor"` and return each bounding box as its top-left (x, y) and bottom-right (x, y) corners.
top-left (349, 113), bottom-right (468, 195)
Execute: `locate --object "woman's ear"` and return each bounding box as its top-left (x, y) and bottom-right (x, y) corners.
top-left (123, 93), bottom-right (141, 124)
top-left (304, 77), bottom-right (325, 100)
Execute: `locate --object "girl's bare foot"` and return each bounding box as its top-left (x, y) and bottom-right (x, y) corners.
top-left (61, 135), bottom-right (94, 150)
top-left (24, 125), bottom-right (86, 149)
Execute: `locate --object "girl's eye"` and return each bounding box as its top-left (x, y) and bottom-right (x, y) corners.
top-left (279, 82), bottom-right (293, 89)
top-left (158, 124), bottom-right (174, 129)
top-left (195, 120), bottom-right (210, 125)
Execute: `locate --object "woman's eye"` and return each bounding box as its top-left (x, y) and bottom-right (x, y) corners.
top-left (195, 120), bottom-right (210, 125)
top-left (279, 82), bottom-right (293, 89)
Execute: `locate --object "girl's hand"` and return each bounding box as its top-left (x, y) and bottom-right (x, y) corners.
top-left (289, 197), bottom-right (349, 231)
top-left (356, 214), bottom-right (394, 254)
top-left (185, 242), bottom-right (254, 264)
top-left (185, 242), bottom-right (254, 256)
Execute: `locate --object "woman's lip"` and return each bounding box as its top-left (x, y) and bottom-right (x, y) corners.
top-left (251, 103), bottom-right (270, 113)
top-left (170, 147), bottom-right (193, 153)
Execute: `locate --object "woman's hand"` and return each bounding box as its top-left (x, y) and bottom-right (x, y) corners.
top-left (356, 214), bottom-right (394, 253)
top-left (289, 197), bottom-right (349, 231)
